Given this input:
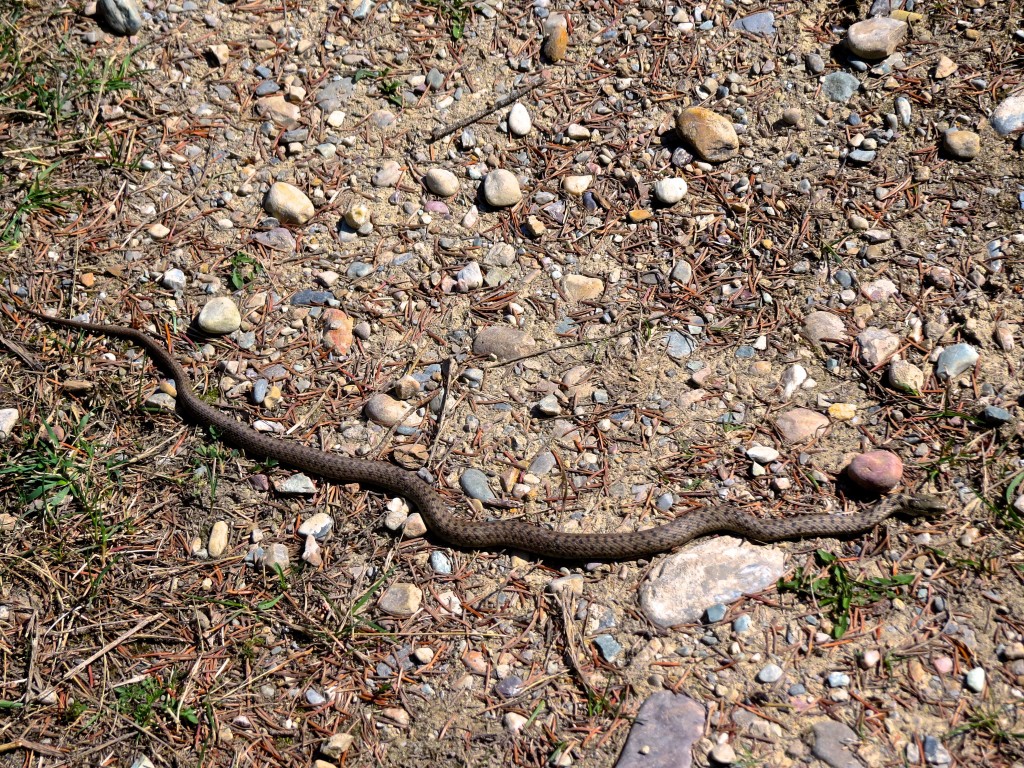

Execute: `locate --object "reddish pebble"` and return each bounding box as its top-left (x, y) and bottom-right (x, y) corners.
top-left (933, 656), bottom-right (954, 675)
top-left (846, 450), bottom-right (903, 493)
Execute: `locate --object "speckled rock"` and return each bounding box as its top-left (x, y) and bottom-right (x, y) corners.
top-left (542, 16), bottom-right (569, 62)
top-left (472, 326), bottom-right (535, 361)
top-left (857, 327), bottom-right (901, 367)
top-left (943, 130), bottom-right (980, 160)
top-left (846, 450), bottom-right (903, 493)
top-left (674, 107), bottom-right (738, 163)
top-left (803, 311), bottom-right (848, 345)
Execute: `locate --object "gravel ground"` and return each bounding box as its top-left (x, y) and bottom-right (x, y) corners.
top-left (0, 0), bottom-right (1023, 765)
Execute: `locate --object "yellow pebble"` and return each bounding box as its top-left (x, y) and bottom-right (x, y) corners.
top-left (264, 385), bottom-right (283, 409)
top-left (828, 403), bottom-right (857, 421)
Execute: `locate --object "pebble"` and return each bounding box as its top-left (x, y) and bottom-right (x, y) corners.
top-left (888, 360), bottom-right (924, 394)
top-left (981, 405), bottom-right (1011, 425)
top-left (746, 444), bottom-right (779, 464)
top-left (827, 672), bottom-right (850, 688)
top-left (482, 169), bottom-right (522, 207)
top-left (705, 603), bottom-right (727, 622)
top-left (828, 403), bottom-right (856, 421)
top-left (377, 583), bottom-right (423, 616)
top-left (803, 311), bottom-right (847, 345)
top-left (757, 663), bottom-right (784, 683)
top-left (197, 297), bottom-right (241, 334)
top-left (775, 408), bottom-right (829, 444)
top-left (372, 161), bottom-right (402, 187)
top-left (259, 543), bottom-right (290, 571)
top-left (653, 177), bottom-right (688, 205)
top-left (857, 327), bottom-right (901, 367)
top-left (730, 11), bottom-right (775, 36)
top-left (812, 720), bottom-right (862, 768)
top-left (536, 395), bottom-right (561, 416)
top-left (670, 261), bottom-right (693, 285)
top-left (614, 693), bottom-right (705, 768)
top-left (322, 733), bottom-right (354, 758)
top-left (935, 343), bottom-right (978, 379)
top-left (859, 649), bottom-right (880, 669)
top-left (674, 107), bottom-right (739, 163)
top-left (257, 95), bottom-right (299, 128)
top-left (472, 326), bottom-right (535, 361)
top-left (275, 474), bottom-right (316, 494)
top-left (459, 468), bottom-right (495, 501)
top-left (161, 267), bottom-right (186, 292)
top-left (562, 274), bottom-right (604, 302)
top-left (508, 103), bottom-right (532, 136)
top-left (943, 130), bottom-right (981, 160)
top-left (542, 16), bottom-right (569, 61)
top-left (821, 72), bottom-right (861, 103)
top-left (504, 712), bottom-right (528, 732)
top-left (964, 667), bottom-right (985, 692)
top-left (263, 182), bottom-right (314, 225)
top-left (846, 17), bottom-right (907, 60)
top-left (344, 203), bottom-right (370, 229)
top-left (934, 55), bottom-right (958, 79)
top-left (457, 261), bottom-right (484, 291)
top-left (639, 536), bottom-right (786, 626)
top-left (364, 394), bottom-right (413, 427)
top-left (298, 512), bottom-right (333, 541)
top-left (98, 0), bottom-right (142, 35)
top-left (429, 551), bottom-right (453, 575)
top-left (424, 168), bottom-right (459, 197)
top-left (593, 635), bottom-right (622, 662)
top-left (991, 94), bottom-right (1024, 136)
top-left (208, 521), bottom-right (229, 557)
top-left (563, 175), bottom-right (592, 195)
top-left (0, 409), bottom-right (17, 438)
top-left (709, 743), bottom-right (737, 764)
top-left (847, 450), bottom-right (903, 493)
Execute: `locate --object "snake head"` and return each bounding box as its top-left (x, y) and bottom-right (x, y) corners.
top-left (899, 494), bottom-right (946, 518)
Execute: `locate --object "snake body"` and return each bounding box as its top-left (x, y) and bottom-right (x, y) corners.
top-left (19, 308), bottom-right (944, 560)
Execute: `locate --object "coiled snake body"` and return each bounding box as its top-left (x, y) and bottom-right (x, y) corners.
top-left (18, 308), bottom-right (944, 560)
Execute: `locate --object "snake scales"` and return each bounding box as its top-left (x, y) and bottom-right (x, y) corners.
top-left (17, 307), bottom-right (944, 560)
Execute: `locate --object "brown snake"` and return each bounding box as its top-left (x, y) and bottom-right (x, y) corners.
top-left (15, 307), bottom-right (945, 560)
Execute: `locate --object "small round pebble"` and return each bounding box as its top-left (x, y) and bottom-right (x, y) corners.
top-left (705, 603), bottom-right (727, 623)
top-left (508, 103), bottom-right (532, 136)
top-left (197, 297), bottom-right (241, 335)
top-left (709, 743), bottom-right (737, 764)
top-left (674, 107), bottom-right (739, 163)
top-left (482, 169), bottom-right (522, 207)
top-left (847, 450), bottom-right (903, 493)
top-left (653, 177), bottom-right (688, 205)
top-left (757, 663), bottom-right (784, 683)
top-left (846, 17), bottom-right (907, 60)
top-left (964, 667), bottom-right (985, 692)
top-left (263, 182), bottom-right (314, 225)
top-left (943, 130), bottom-right (981, 160)
top-left (424, 168), bottom-right (460, 197)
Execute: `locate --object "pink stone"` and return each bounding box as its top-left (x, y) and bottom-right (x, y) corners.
top-left (846, 450), bottom-right (903, 493)
top-left (775, 408), bottom-right (829, 444)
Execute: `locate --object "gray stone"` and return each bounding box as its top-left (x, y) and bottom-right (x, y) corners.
top-left (275, 474), bottom-right (316, 494)
top-left (822, 72), bottom-right (861, 103)
top-left (372, 161), bottom-right (402, 187)
top-left (507, 103), bottom-right (532, 136)
top-left (593, 635), bottom-right (622, 662)
top-left (667, 331), bottom-right (697, 359)
top-left (298, 512), bottom-right (333, 540)
top-left (935, 343), bottom-right (978, 379)
top-left (730, 11), bottom-right (775, 35)
top-left (459, 468), bottom-right (495, 501)
top-left (757, 663), bottom-right (784, 683)
top-left (811, 720), bottom-right (863, 768)
top-left (161, 268), bottom-right (187, 292)
top-left (639, 537), bottom-right (786, 626)
top-left (614, 692), bottom-right (704, 768)
top-left (0, 408), bottom-right (19, 438)
top-left (98, 0), bottom-right (143, 35)
top-left (746, 444), bottom-right (779, 464)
